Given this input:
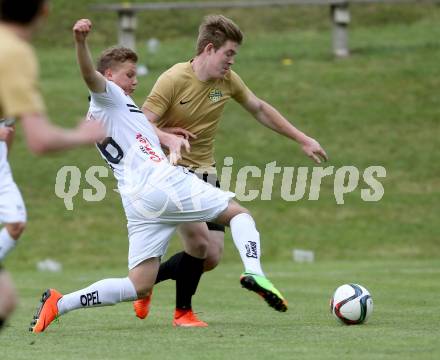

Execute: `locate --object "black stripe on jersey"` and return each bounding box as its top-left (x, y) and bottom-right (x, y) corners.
top-left (126, 104), bottom-right (143, 113)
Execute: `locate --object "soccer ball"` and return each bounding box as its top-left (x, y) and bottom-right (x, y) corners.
top-left (330, 283), bottom-right (373, 325)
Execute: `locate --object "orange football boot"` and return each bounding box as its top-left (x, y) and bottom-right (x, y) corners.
top-left (172, 309), bottom-right (208, 327)
top-left (133, 292), bottom-right (152, 320)
top-left (30, 289), bottom-right (62, 333)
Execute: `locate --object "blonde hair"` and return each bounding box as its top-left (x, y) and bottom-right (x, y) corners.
top-left (196, 15), bottom-right (243, 55)
top-left (96, 46), bottom-right (138, 75)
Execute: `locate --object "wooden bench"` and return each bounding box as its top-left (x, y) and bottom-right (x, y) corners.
top-left (91, 0), bottom-right (440, 57)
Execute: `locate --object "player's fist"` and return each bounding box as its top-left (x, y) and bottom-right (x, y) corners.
top-left (73, 19), bottom-right (92, 42)
top-left (0, 126), bottom-right (14, 142)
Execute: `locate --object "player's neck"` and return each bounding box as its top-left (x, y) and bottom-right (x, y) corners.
top-left (191, 56), bottom-right (213, 82)
top-left (0, 22), bottom-right (33, 42)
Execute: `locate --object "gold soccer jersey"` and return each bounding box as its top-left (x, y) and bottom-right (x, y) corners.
top-left (143, 61), bottom-right (250, 169)
top-left (0, 25), bottom-right (45, 119)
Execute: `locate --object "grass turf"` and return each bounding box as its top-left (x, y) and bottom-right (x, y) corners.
top-left (2, 260), bottom-right (439, 360)
top-left (1, 4), bottom-right (439, 360)
top-left (6, 13), bottom-right (439, 268)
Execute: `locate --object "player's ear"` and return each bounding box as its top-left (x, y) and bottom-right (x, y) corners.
top-left (104, 68), bottom-right (113, 80)
top-left (205, 43), bottom-right (215, 55)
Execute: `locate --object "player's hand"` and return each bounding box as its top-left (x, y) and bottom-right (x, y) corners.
top-left (161, 132), bottom-right (190, 165)
top-left (0, 126), bottom-right (14, 142)
top-left (161, 127), bottom-right (197, 140)
top-left (300, 136), bottom-right (328, 164)
top-left (73, 19), bottom-right (92, 42)
top-left (75, 120), bottom-right (106, 144)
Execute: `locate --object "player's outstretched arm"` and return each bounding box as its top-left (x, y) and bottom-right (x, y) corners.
top-left (242, 91), bottom-right (328, 164)
top-left (20, 113), bottom-right (104, 154)
top-left (73, 19), bottom-right (106, 93)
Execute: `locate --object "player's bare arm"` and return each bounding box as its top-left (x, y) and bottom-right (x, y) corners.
top-left (242, 91), bottom-right (328, 164)
top-left (142, 107), bottom-right (194, 165)
top-left (73, 19), bottom-right (106, 93)
top-left (20, 113), bottom-right (104, 154)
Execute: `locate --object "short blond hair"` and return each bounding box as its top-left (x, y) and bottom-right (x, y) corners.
top-left (196, 15), bottom-right (243, 55)
top-left (96, 46), bottom-right (138, 75)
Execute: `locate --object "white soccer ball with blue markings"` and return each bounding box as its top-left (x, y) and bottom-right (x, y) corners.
top-left (330, 283), bottom-right (373, 325)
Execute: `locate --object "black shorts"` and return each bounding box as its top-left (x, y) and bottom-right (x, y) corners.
top-left (189, 168), bottom-right (226, 233)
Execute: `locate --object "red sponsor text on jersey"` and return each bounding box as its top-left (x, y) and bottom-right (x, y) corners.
top-left (136, 133), bottom-right (164, 162)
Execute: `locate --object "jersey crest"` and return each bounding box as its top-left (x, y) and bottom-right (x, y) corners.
top-left (208, 89), bottom-right (223, 103)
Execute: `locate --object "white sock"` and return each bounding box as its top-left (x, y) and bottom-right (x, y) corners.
top-left (230, 213), bottom-right (264, 276)
top-left (57, 277), bottom-right (137, 315)
top-left (0, 228), bottom-right (17, 261)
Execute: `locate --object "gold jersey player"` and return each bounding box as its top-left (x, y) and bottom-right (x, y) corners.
top-left (0, 0), bottom-right (103, 332)
top-left (133, 15), bottom-right (328, 326)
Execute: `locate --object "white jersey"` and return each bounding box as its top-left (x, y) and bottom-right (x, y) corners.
top-left (0, 119), bottom-right (13, 186)
top-left (0, 118), bottom-right (26, 223)
top-left (88, 80), bottom-right (171, 199)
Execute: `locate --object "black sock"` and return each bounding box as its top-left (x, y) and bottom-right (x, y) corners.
top-left (0, 318), bottom-right (5, 331)
top-left (175, 252), bottom-right (204, 310)
top-left (155, 251), bottom-right (185, 284)
top-left (155, 251), bottom-right (205, 310)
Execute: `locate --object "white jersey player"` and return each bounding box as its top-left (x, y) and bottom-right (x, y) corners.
top-left (30, 19), bottom-right (287, 333)
top-left (0, 118), bottom-right (27, 262)
top-left (88, 79), bottom-right (235, 269)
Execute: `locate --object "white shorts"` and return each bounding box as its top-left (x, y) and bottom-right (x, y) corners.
top-left (122, 167), bottom-right (235, 270)
top-left (0, 178), bottom-right (27, 224)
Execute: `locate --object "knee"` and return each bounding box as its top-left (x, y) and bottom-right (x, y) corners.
top-left (238, 207), bottom-right (251, 217)
top-left (193, 236), bottom-right (209, 258)
top-left (5, 222), bottom-right (26, 240)
top-left (186, 233), bottom-right (209, 259)
top-left (224, 204), bottom-right (251, 226)
top-left (203, 242), bottom-right (223, 272)
top-left (232, 201), bottom-right (251, 215)
top-left (203, 254), bottom-right (221, 272)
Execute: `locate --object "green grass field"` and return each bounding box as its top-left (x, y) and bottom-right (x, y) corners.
top-left (2, 260), bottom-right (440, 360)
top-left (1, 2), bottom-right (439, 359)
